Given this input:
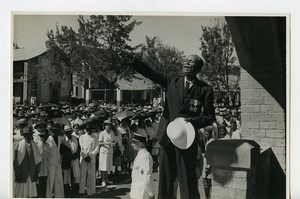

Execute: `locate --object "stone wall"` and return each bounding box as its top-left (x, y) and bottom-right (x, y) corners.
top-left (240, 68), bottom-right (286, 171)
top-left (207, 140), bottom-right (285, 199)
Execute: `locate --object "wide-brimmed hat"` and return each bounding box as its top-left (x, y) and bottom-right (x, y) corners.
top-left (34, 122), bottom-right (47, 129)
top-left (132, 133), bottom-right (147, 144)
top-left (64, 125), bottom-right (72, 132)
top-left (166, 117), bottom-right (195, 150)
top-left (38, 129), bottom-right (49, 136)
top-left (79, 115), bottom-right (102, 130)
top-left (104, 118), bottom-right (112, 125)
top-left (17, 118), bottom-right (28, 126)
top-left (21, 126), bottom-right (33, 135)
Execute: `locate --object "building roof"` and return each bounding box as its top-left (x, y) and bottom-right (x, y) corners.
top-left (116, 74), bottom-right (155, 90)
top-left (13, 47), bottom-right (47, 61)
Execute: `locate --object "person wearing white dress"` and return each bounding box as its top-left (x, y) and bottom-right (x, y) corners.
top-left (99, 119), bottom-right (115, 187)
top-left (130, 133), bottom-right (155, 199)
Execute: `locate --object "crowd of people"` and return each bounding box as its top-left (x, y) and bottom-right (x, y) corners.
top-left (12, 101), bottom-right (163, 198)
top-left (12, 98), bottom-right (241, 198)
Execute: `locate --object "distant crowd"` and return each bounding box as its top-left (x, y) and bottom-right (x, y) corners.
top-left (12, 100), bottom-right (241, 198)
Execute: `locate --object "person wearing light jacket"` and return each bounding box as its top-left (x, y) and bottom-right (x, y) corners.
top-left (13, 126), bottom-right (41, 198)
top-left (130, 133), bottom-right (155, 199)
top-left (79, 123), bottom-right (99, 195)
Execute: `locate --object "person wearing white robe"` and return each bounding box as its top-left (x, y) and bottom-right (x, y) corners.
top-left (130, 133), bottom-right (155, 199)
top-left (46, 124), bottom-right (65, 198)
top-left (36, 129), bottom-right (50, 198)
top-left (79, 124), bottom-right (99, 195)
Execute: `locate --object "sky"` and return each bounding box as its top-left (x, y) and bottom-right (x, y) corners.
top-left (13, 15), bottom-right (225, 56)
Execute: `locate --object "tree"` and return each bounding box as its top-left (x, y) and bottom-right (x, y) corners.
top-left (136, 36), bottom-right (185, 99)
top-left (199, 18), bottom-right (240, 96)
top-left (139, 36), bottom-right (185, 77)
top-left (45, 15), bottom-right (141, 99)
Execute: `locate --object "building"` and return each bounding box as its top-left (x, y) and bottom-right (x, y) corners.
top-left (71, 73), bottom-right (157, 106)
top-left (13, 47), bottom-right (72, 104)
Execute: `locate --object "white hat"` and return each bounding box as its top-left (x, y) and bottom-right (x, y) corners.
top-left (166, 117), bottom-right (195, 150)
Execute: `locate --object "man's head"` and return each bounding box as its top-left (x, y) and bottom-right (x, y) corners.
top-left (64, 125), bottom-right (73, 139)
top-left (131, 133), bottom-right (147, 150)
top-left (183, 54), bottom-right (204, 80)
top-left (217, 124), bottom-right (227, 138)
top-left (204, 126), bottom-right (213, 140)
top-left (21, 126), bottom-right (33, 143)
top-left (230, 118), bottom-right (237, 131)
top-left (104, 119), bottom-right (112, 131)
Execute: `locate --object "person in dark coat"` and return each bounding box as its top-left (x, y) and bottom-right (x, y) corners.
top-left (60, 125), bottom-right (81, 197)
top-left (13, 126), bottom-right (42, 198)
top-left (129, 54), bottom-right (215, 199)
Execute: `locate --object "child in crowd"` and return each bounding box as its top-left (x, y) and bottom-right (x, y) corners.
top-left (130, 133), bottom-right (155, 199)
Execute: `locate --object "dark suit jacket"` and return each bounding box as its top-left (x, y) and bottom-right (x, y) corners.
top-left (14, 148), bottom-right (40, 183)
top-left (60, 137), bottom-right (80, 169)
top-left (130, 58), bottom-right (215, 147)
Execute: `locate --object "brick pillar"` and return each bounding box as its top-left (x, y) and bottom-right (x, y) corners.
top-left (240, 68), bottom-right (286, 171)
top-left (206, 140), bottom-right (260, 199)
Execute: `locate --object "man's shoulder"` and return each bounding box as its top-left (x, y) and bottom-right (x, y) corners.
top-left (195, 79), bottom-right (212, 87)
top-left (195, 79), bottom-right (213, 90)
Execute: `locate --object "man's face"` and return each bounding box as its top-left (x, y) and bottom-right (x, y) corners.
top-left (65, 131), bottom-right (72, 139)
top-left (204, 131), bottom-right (211, 139)
top-left (183, 55), bottom-right (200, 78)
top-left (132, 140), bottom-right (140, 151)
top-left (23, 133), bottom-right (33, 143)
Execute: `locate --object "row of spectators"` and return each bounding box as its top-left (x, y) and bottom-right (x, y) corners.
top-left (12, 101), bottom-right (241, 198)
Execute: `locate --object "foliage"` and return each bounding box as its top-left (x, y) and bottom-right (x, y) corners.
top-left (199, 18), bottom-right (240, 93)
top-left (45, 15), bottom-right (141, 89)
top-left (139, 36), bottom-right (185, 77)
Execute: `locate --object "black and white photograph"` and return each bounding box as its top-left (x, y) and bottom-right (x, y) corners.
top-left (10, 14), bottom-right (288, 199)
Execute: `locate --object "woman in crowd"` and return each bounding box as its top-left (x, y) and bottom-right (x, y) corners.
top-left (99, 119), bottom-right (115, 187)
top-left (112, 119), bottom-right (123, 175)
top-left (118, 118), bottom-right (133, 173)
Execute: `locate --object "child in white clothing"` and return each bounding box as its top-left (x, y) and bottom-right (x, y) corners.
top-left (130, 133), bottom-right (155, 199)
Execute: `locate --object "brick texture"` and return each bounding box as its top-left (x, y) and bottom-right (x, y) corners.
top-left (240, 68), bottom-right (286, 171)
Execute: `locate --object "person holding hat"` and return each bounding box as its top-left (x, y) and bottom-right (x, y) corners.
top-left (130, 133), bottom-right (155, 199)
top-left (129, 54), bottom-right (215, 199)
top-left (60, 125), bottom-right (81, 197)
top-left (46, 123), bottom-right (65, 198)
top-left (79, 122), bottom-right (99, 195)
top-left (98, 119), bottom-right (116, 187)
top-left (36, 128), bottom-right (50, 198)
top-left (13, 126), bottom-right (42, 198)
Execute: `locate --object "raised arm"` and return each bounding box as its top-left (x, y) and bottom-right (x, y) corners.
top-left (130, 57), bottom-right (171, 88)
